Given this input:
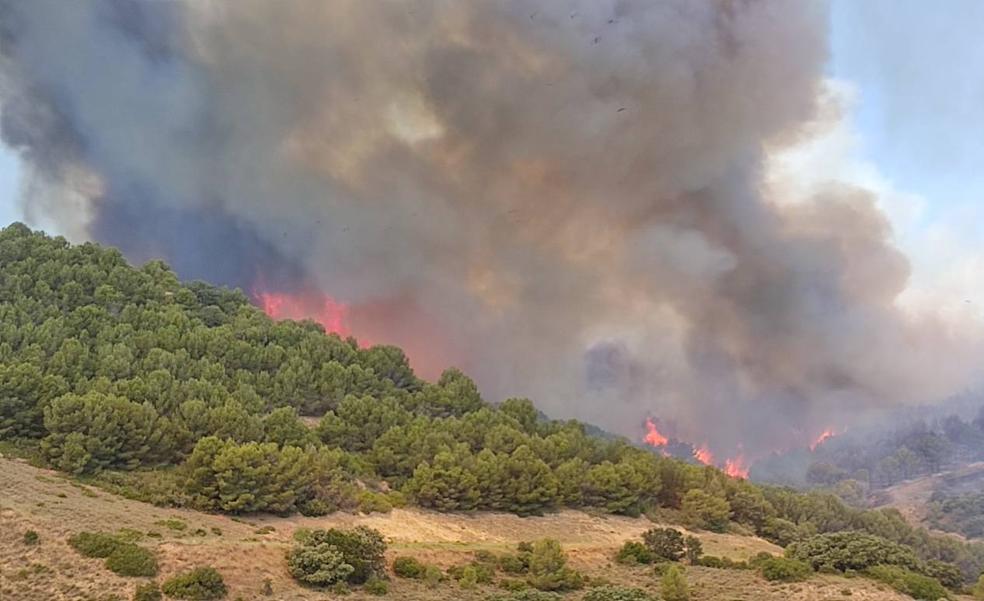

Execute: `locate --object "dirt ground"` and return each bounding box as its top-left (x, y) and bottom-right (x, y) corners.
top-left (0, 456), bottom-right (921, 600)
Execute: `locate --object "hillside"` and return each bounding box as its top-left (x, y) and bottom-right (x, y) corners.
top-left (2, 454), bottom-right (919, 601)
top-left (2, 224), bottom-right (984, 601)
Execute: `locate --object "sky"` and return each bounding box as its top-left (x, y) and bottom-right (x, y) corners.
top-left (0, 1), bottom-right (982, 311)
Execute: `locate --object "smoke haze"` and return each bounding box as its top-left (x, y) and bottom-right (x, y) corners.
top-left (2, 0), bottom-right (981, 460)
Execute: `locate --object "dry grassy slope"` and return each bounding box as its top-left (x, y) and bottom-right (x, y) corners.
top-left (0, 456), bottom-right (917, 601)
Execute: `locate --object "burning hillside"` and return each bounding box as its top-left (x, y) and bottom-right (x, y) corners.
top-left (3, 0), bottom-right (983, 460)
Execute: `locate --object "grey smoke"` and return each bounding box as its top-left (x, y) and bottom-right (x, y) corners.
top-left (1, 0), bottom-right (979, 461)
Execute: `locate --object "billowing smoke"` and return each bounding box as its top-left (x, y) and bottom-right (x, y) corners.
top-left (2, 0), bottom-right (981, 461)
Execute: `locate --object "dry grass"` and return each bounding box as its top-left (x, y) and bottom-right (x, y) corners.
top-left (0, 455), bottom-right (929, 600)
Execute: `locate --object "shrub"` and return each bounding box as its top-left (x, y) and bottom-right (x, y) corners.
top-left (161, 567), bottom-right (228, 600)
top-left (488, 591), bottom-right (563, 601)
top-left (449, 562), bottom-right (495, 585)
top-left (364, 576), bottom-right (388, 595)
top-left (286, 526), bottom-right (386, 586)
top-left (423, 565), bottom-right (443, 587)
top-left (68, 531), bottom-right (123, 558)
top-left (458, 565), bottom-right (479, 589)
top-left (785, 532), bottom-right (921, 573)
top-left (474, 550), bottom-right (498, 564)
top-left (865, 565), bottom-right (948, 601)
top-left (641, 528), bottom-right (685, 562)
top-left (974, 574), bottom-right (984, 600)
top-left (696, 556), bottom-right (748, 570)
top-left (498, 578), bottom-right (529, 591)
top-left (683, 536), bottom-right (702, 565)
top-left (286, 542), bottom-right (354, 585)
top-left (582, 585), bottom-right (656, 601)
top-left (615, 541), bottom-right (655, 565)
top-left (526, 539), bottom-right (583, 592)
top-left (106, 543), bottom-right (159, 577)
top-left (358, 491), bottom-right (393, 514)
top-left (758, 557), bottom-right (812, 582)
top-left (392, 556), bottom-right (425, 579)
top-left (133, 582), bottom-right (162, 601)
top-left (23, 530), bottom-right (39, 545)
top-left (330, 582), bottom-right (351, 596)
top-left (660, 565), bottom-right (689, 601)
top-left (499, 553), bottom-right (530, 573)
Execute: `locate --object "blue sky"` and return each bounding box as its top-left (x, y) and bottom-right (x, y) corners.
top-left (1, 2), bottom-right (982, 294)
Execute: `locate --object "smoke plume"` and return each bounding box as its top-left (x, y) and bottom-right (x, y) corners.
top-left (2, 0), bottom-right (980, 460)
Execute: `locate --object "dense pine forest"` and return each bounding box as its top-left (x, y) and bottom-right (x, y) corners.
top-left (2, 223), bottom-right (984, 591)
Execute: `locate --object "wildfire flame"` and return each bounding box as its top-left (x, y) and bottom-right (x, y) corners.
top-left (256, 290), bottom-right (350, 336)
top-left (693, 444), bottom-right (714, 466)
top-left (810, 429), bottom-right (836, 451)
top-left (723, 454), bottom-right (749, 479)
top-left (643, 418), bottom-right (669, 447)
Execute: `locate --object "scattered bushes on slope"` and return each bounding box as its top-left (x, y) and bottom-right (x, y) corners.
top-left (757, 556), bottom-right (812, 582)
top-left (582, 585), bottom-right (656, 601)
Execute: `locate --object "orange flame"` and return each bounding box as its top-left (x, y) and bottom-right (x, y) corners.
top-left (256, 290), bottom-right (350, 336)
top-left (693, 444), bottom-right (714, 466)
top-left (723, 454), bottom-right (749, 479)
top-left (810, 429), bottom-right (836, 451)
top-left (643, 418), bottom-right (669, 447)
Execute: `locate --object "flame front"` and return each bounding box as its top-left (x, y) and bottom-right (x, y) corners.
top-left (644, 418), bottom-right (669, 447)
top-left (810, 429), bottom-right (836, 451)
top-left (723, 454), bottom-right (749, 479)
top-left (256, 290), bottom-right (350, 336)
top-left (693, 444), bottom-right (715, 466)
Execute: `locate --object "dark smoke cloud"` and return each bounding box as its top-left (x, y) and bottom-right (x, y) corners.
top-left (2, 0), bottom-right (981, 460)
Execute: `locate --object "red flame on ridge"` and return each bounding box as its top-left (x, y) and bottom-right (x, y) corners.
top-left (256, 290), bottom-right (351, 337)
top-left (644, 418), bottom-right (669, 447)
top-left (693, 444), bottom-right (714, 466)
top-left (810, 429), bottom-right (836, 451)
top-left (723, 454), bottom-right (749, 479)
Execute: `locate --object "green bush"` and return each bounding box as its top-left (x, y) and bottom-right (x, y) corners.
top-left (498, 578), bottom-right (529, 591)
top-left (23, 530), bottom-right (39, 545)
top-left (615, 541), bottom-right (655, 565)
top-left (133, 582), bottom-right (162, 601)
top-left (683, 536), bottom-right (702, 565)
top-left (488, 591), bottom-right (563, 601)
top-left (974, 574), bottom-right (984, 600)
top-left (449, 562), bottom-right (495, 585)
top-left (330, 582), bottom-right (351, 596)
top-left (924, 559), bottom-right (963, 590)
top-left (641, 528), bottom-right (685, 562)
top-left (758, 557), bottom-right (812, 582)
top-left (161, 567), bottom-right (228, 600)
top-left (68, 531), bottom-right (123, 558)
top-left (786, 532), bottom-right (921, 573)
top-left (865, 565), bottom-right (948, 601)
top-left (526, 539), bottom-right (583, 592)
top-left (286, 526), bottom-right (386, 585)
top-left (660, 564), bottom-right (689, 601)
top-left (358, 491), bottom-right (393, 514)
top-left (696, 555), bottom-right (748, 570)
top-left (499, 553), bottom-right (530, 574)
top-left (287, 542), bottom-right (354, 585)
top-left (582, 585), bottom-right (656, 601)
top-left (423, 565), bottom-right (443, 587)
top-left (105, 543), bottom-right (158, 577)
top-left (392, 556), bottom-right (425, 579)
top-left (364, 576), bottom-right (388, 595)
